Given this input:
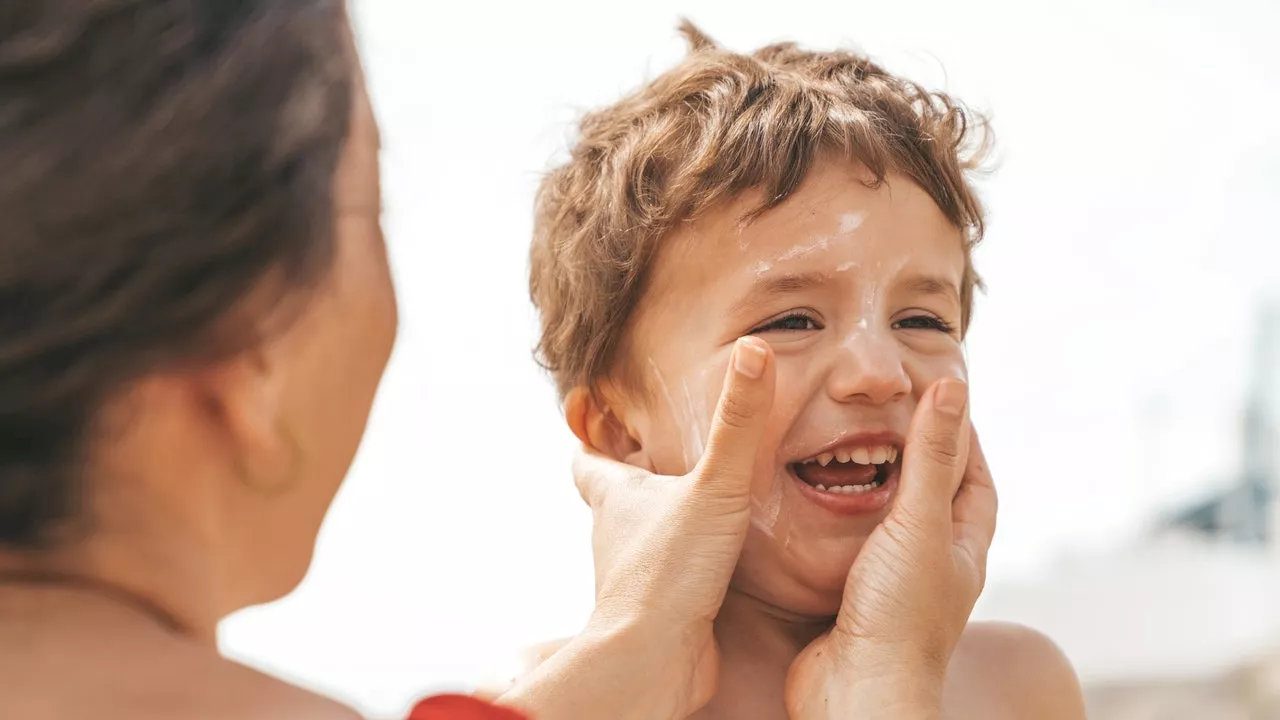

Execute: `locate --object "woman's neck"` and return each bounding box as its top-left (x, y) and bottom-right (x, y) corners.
top-left (0, 531), bottom-right (223, 645)
top-left (699, 588), bottom-right (835, 720)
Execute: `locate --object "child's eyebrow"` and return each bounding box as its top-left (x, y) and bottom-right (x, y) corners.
top-left (729, 271), bottom-right (829, 316)
top-left (901, 274), bottom-right (961, 304)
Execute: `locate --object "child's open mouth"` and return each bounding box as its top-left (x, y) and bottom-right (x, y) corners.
top-left (784, 440), bottom-right (903, 516)
top-left (790, 444), bottom-right (899, 494)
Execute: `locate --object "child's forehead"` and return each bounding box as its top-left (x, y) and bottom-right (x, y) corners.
top-left (657, 167), bottom-right (958, 282)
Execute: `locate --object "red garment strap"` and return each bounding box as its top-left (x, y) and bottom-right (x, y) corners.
top-left (408, 695), bottom-right (527, 720)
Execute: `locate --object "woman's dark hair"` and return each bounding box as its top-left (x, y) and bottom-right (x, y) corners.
top-left (0, 0), bottom-right (354, 549)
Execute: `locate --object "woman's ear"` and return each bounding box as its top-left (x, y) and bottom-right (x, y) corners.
top-left (564, 385), bottom-right (645, 465)
top-left (195, 345), bottom-right (297, 493)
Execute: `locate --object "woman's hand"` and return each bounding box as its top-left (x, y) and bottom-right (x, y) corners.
top-left (785, 379), bottom-right (997, 720)
top-left (499, 337), bottom-right (776, 720)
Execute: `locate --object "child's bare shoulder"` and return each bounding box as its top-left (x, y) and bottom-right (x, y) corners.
top-left (946, 621), bottom-right (1086, 720)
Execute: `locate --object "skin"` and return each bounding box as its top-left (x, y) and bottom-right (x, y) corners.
top-left (0, 20), bottom-right (396, 720)
top-left (562, 159), bottom-right (1087, 719)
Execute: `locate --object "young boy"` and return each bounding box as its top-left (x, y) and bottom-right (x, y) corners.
top-left (526, 22), bottom-right (1086, 719)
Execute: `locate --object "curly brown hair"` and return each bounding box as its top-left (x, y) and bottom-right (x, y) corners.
top-left (530, 21), bottom-right (991, 399)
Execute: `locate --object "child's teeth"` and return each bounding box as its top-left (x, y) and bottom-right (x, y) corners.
top-left (802, 445), bottom-right (900, 466)
top-left (816, 482), bottom-right (878, 494)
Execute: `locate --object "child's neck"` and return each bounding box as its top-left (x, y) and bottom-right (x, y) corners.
top-left (694, 588), bottom-right (835, 720)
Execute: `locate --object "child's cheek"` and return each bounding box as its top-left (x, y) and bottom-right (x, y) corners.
top-left (904, 346), bottom-right (969, 401)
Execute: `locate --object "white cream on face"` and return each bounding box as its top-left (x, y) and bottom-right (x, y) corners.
top-left (648, 357), bottom-right (714, 473)
top-left (648, 357), bottom-right (698, 471)
top-left (838, 211), bottom-right (866, 234)
top-left (764, 211), bottom-right (868, 269)
top-left (750, 479), bottom-right (784, 539)
top-left (680, 372), bottom-right (712, 469)
top-left (774, 235), bottom-right (831, 262)
top-left (841, 258), bottom-right (908, 348)
top-left (655, 356), bottom-right (696, 468)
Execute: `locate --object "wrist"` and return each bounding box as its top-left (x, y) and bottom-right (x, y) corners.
top-left (837, 656), bottom-right (944, 720)
top-left (821, 636), bottom-right (946, 720)
top-left (789, 657), bottom-right (942, 720)
top-left (584, 608), bottom-right (713, 715)
top-left (501, 610), bottom-right (708, 720)
top-left (845, 676), bottom-right (943, 720)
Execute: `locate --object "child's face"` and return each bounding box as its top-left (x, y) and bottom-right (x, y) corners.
top-left (614, 160), bottom-right (969, 616)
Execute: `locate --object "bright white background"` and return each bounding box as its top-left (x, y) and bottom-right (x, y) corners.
top-left (221, 0), bottom-right (1280, 716)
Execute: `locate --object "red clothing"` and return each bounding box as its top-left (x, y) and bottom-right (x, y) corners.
top-left (408, 695), bottom-right (527, 720)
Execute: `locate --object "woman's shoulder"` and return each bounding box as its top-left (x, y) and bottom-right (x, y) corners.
top-left (178, 653), bottom-right (365, 720)
top-left (946, 621), bottom-right (1087, 720)
top-left (0, 615), bottom-right (362, 720)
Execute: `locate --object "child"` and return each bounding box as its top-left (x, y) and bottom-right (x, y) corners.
top-left (527, 22), bottom-right (1085, 719)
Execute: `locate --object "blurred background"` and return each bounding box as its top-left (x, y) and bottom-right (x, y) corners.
top-left (220, 0), bottom-right (1280, 717)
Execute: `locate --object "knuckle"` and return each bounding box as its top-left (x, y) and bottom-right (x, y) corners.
top-left (716, 389), bottom-right (756, 430)
top-left (919, 429), bottom-right (961, 463)
top-left (881, 513), bottom-right (930, 550)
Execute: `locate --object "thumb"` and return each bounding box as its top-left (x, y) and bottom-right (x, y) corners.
top-left (894, 378), bottom-right (970, 527)
top-left (695, 336), bottom-right (776, 495)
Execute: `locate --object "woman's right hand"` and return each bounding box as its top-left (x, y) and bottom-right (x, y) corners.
top-left (499, 337), bottom-right (777, 720)
top-left (784, 379), bottom-right (997, 720)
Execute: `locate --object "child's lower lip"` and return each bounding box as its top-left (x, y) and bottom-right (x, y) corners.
top-left (787, 464), bottom-right (899, 516)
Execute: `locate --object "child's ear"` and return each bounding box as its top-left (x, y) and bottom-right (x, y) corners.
top-left (564, 385), bottom-right (649, 468)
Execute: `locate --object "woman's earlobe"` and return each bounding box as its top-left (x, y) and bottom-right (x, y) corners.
top-left (563, 386), bottom-right (642, 462)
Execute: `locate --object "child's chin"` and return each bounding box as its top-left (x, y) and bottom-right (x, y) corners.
top-left (794, 562), bottom-right (859, 615)
top-left (736, 538), bottom-right (869, 617)
top-left (745, 579), bottom-right (846, 619)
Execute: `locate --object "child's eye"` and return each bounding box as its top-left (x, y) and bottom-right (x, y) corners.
top-left (894, 315), bottom-right (956, 334)
top-left (750, 313), bottom-right (822, 334)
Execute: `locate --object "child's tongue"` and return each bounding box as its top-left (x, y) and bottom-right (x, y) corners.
top-left (793, 461), bottom-right (878, 487)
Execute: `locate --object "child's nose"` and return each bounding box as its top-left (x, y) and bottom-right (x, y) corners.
top-left (826, 326), bottom-right (911, 406)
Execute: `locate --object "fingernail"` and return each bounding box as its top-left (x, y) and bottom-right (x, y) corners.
top-left (733, 337), bottom-right (767, 379)
top-left (935, 379), bottom-right (968, 417)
